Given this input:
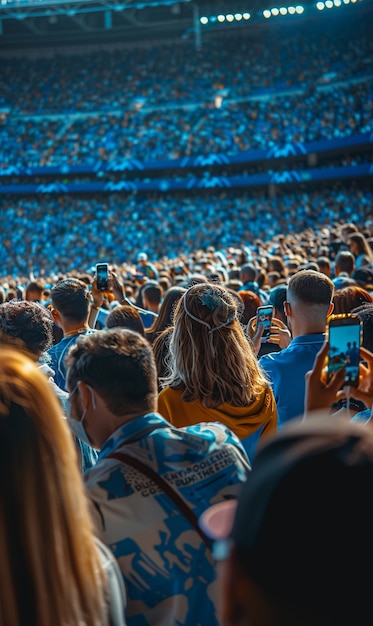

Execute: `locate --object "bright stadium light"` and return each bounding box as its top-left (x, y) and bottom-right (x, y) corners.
top-left (334, 0), bottom-right (341, 5)
top-left (325, 0), bottom-right (333, 7)
top-left (279, 7), bottom-right (287, 14)
top-left (217, 14), bottom-right (225, 21)
top-left (234, 13), bottom-right (243, 20)
top-left (226, 13), bottom-right (234, 21)
top-left (263, 9), bottom-right (271, 17)
top-left (295, 5), bottom-right (304, 12)
top-left (242, 12), bottom-right (251, 18)
top-left (271, 7), bottom-right (279, 15)
top-left (316, 1), bottom-right (325, 8)
top-left (288, 5), bottom-right (296, 12)
top-left (200, 15), bottom-right (208, 23)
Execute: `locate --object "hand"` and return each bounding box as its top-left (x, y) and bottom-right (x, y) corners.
top-left (266, 318), bottom-right (291, 349)
top-left (109, 271), bottom-right (124, 303)
top-left (304, 341), bottom-right (346, 418)
top-left (90, 276), bottom-right (104, 307)
top-left (249, 319), bottom-right (265, 356)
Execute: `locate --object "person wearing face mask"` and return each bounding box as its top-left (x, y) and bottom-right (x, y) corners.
top-left (65, 327), bottom-right (250, 626)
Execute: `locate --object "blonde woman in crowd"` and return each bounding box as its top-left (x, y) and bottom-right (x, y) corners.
top-left (158, 282), bottom-right (277, 461)
top-left (0, 346), bottom-right (127, 626)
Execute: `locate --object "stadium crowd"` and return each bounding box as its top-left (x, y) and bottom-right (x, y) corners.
top-left (0, 182), bottom-right (372, 278)
top-left (0, 14), bottom-right (372, 167)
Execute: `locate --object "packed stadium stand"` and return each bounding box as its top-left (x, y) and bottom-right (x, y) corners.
top-left (0, 0), bottom-right (372, 278)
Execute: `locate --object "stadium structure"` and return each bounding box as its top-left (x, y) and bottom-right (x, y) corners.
top-left (0, 0), bottom-right (372, 275)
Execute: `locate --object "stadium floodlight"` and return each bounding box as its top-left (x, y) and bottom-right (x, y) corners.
top-left (271, 7), bottom-right (279, 14)
top-left (242, 12), bottom-right (250, 18)
top-left (295, 4), bottom-right (304, 12)
top-left (316, 1), bottom-right (325, 8)
top-left (200, 15), bottom-right (208, 23)
top-left (334, 0), bottom-right (341, 5)
top-left (325, 0), bottom-right (333, 6)
top-left (234, 12), bottom-right (242, 20)
top-left (217, 13), bottom-right (225, 21)
top-left (288, 5), bottom-right (296, 12)
top-left (226, 13), bottom-right (234, 21)
top-left (279, 7), bottom-right (287, 14)
top-left (263, 9), bottom-right (271, 17)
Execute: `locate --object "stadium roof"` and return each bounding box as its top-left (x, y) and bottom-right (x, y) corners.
top-left (0, 0), bottom-right (370, 49)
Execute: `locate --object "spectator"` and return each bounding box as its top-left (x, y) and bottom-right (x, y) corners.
top-left (146, 285), bottom-right (186, 343)
top-left (0, 347), bottom-right (126, 626)
top-left (46, 277), bottom-right (96, 391)
top-left (65, 327), bottom-right (250, 626)
top-left (25, 279), bottom-right (45, 302)
top-left (316, 255), bottom-right (332, 278)
top-left (0, 299), bottom-right (53, 357)
top-left (141, 282), bottom-right (162, 315)
top-left (237, 290), bottom-right (262, 326)
top-left (158, 282), bottom-right (277, 461)
top-left (0, 299), bottom-right (98, 473)
top-left (348, 232), bottom-right (373, 269)
top-left (200, 416), bottom-right (373, 626)
top-left (259, 270), bottom-right (334, 427)
top-left (332, 285), bottom-right (373, 315)
top-left (332, 250), bottom-right (356, 290)
top-left (106, 304), bottom-right (146, 337)
top-left (136, 252), bottom-right (159, 281)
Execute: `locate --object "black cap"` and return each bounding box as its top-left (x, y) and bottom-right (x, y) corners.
top-left (200, 417), bottom-right (373, 623)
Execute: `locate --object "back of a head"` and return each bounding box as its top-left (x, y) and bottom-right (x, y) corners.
top-left (287, 269), bottom-right (334, 308)
top-left (106, 304), bottom-right (146, 337)
top-left (239, 264), bottom-right (257, 283)
top-left (332, 285), bottom-right (373, 315)
top-left (66, 327), bottom-right (158, 417)
top-left (0, 299), bottom-right (54, 357)
top-left (51, 278), bottom-right (90, 324)
top-left (142, 283), bottom-right (162, 307)
top-left (166, 282), bottom-right (267, 407)
top-left (334, 250), bottom-right (355, 275)
top-left (201, 416), bottom-right (373, 626)
top-left (234, 417), bottom-right (373, 625)
top-left (149, 285), bottom-right (186, 337)
top-left (0, 347), bottom-right (105, 626)
top-left (237, 290), bottom-right (262, 325)
top-left (352, 302), bottom-right (373, 351)
top-left (25, 280), bottom-right (45, 301)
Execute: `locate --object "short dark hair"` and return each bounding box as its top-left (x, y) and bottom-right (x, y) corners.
top-left (334, 251), bottom-right (355, 274)
top-left (51, 278), bottom-right (90, 324)
top-left (106, 305), bottom-right (146, 337)
top-left (288, 270), bottom-right (334, 306)
top-left (0, 300), bottom-right (53, 356)
top-left (65, 328), bottom-right (157, 416)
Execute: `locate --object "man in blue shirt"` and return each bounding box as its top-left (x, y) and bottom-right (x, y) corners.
top-left (46, 277), bottom-right (96, 391)
top-left (65, 328), bottom-right (250, 626)
top-left (259, 269), bottom-right (334, 427)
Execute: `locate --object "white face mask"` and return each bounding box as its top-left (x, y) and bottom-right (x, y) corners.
top-left (67, 384), bottom-right (96, 447)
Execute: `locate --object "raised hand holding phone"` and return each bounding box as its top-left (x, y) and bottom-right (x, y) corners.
top-left (326, 314), bottom-right (362, 388)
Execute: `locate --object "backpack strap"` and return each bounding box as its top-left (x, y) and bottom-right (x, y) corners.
top-left (106, 451), bottom-right (212, 549)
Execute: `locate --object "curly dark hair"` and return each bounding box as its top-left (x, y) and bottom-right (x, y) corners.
top-left (0, 300), bottom-right (54, 356)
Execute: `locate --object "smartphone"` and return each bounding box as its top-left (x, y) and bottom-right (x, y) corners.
top-left (327, 314), bottom-right (362, 387)
top-left (96, 263), bottom-right (109, 291)
top-left (256, 305), bottom-right (274, 342)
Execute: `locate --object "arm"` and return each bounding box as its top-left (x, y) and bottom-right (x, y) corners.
top-left (88, 276), bottom-right (104, 329)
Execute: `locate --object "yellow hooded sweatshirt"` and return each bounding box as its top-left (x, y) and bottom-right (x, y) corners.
top-left (158, 385), bottom-right (277, 443)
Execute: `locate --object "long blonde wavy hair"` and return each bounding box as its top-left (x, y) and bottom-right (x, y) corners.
top-left (0, 347), bottom-right (108, 626)
top-left (163, 282), bottom-right (269, 407)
